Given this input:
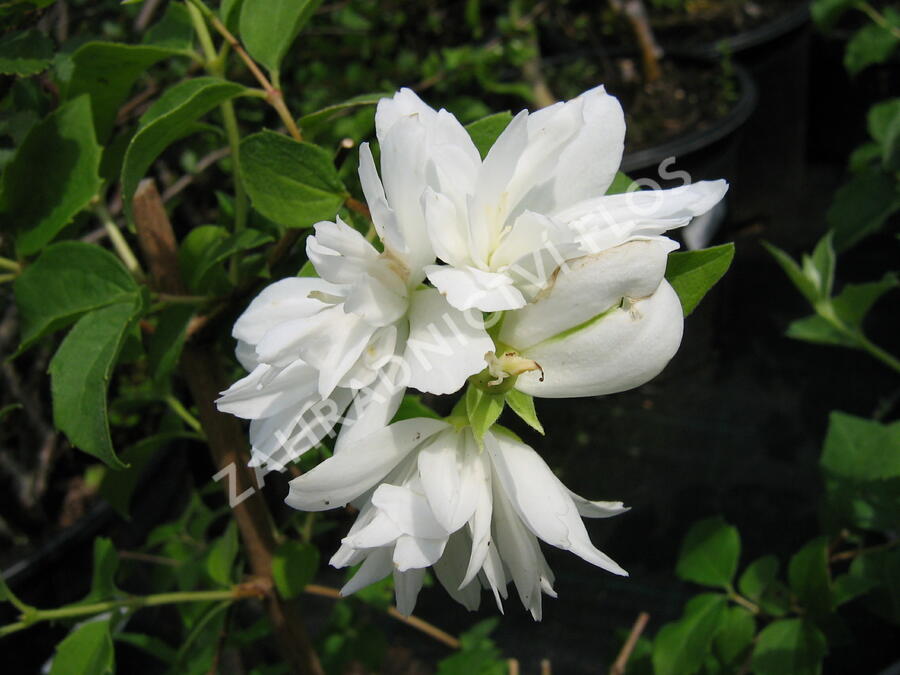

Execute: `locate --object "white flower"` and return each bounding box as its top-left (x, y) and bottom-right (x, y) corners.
top-left (216, 91), bottom-right (495, 469)
top-left (493, 239), bottom-right (685, 398)
top-left (286, 419), bottom-right (628, 619)
top-left (415, 86), bottom-right (727, 312)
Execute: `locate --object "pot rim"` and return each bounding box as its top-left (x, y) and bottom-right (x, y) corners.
top-left (687, 2), bottom-right (811, 57)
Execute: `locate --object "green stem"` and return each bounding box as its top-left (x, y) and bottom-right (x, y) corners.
top-left (153, 292), bottom-right (211, 305)
top-left (0, 589), bottom-right (245, 638)
top-left (856, 2), bottom-right (900, 39)
top-left (0, 273), bottom-right (15, 284)
top-left (93, 202), bottom-right (145, 282)
top-left (858, 335), bottom-right (900, 375)
top-left (186, 0), bottom-right (247, 284)
top-left (165, 394), bottom-right (204, 434)
top-left (0, 256), bottom-right (21, 273)
top-left (727, 587), bottom-right (761, 615)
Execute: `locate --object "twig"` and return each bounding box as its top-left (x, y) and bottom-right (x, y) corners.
top-left (131, 179), bottom-right (324, 675)
top-left (609, 0), bottom-right (663, 83)
top-left (830, 538), bottom-right (900, 562)
top-left (134, 0), bottom-right (164, 32)
top-left (540, 658), bottom-right (552, 675)
top-left (302, 584), bottom-right (461, 650)
top-left (118, 550), bottom-right (181, 567)
top-left (508, 659), bottom-right (520, 675)
top-left (609, 611), bottom-right (650, 675)
top-left (116, 82), bottom-right (160, 126)
top-left (162, 146), bottom-right (231, 203)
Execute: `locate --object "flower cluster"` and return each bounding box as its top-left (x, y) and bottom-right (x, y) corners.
top-left (218, 87), bottom-right (727, 618)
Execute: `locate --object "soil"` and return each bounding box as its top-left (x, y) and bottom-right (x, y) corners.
top-left (649, 0), bottom-right (806, 47)
top-left (544, 55), bottom-right (740, 153)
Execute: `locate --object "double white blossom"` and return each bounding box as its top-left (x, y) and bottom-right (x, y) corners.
top-left (286, 419), bottom-right (628, 618)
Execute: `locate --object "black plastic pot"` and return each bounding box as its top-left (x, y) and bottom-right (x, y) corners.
top-left (674, 3), bottom-right (813, 221)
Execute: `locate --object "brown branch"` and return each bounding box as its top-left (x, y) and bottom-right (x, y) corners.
top-left (609, 0), bottom-right (663, 83)
top-left (131, 179), bottom-right (324, 675)
top-left (303, 584), bottom-right (461, 650)
top-left (609, 611), bottom-right (650, 675)
top-left (162, 146), bottom-right (231, 203)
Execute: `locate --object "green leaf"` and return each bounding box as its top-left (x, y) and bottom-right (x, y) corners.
top-left (844, 15), bottom-right (900, 77)
top-left (831, 272), bottom-right (898, 329)
top-left (393, 394), bottom-right (442, 422)
top-left (821, 412), bottom-right (900, 531)
top-left (846, 549), bottom-right (900, 623)
top-left (50, 300), bottom-right (145, 469)
top-left (785, 315), bottom-right (857, 348)
top-left (807, 232), bottom-right (835, 298)
top-left (14, 242), bottom-right (140, 353)
top-left (465, 385), bottom-right (505, 444)
top-left (206, 520), bottom-right (239, 586)
top-left (49, 620), bottom-right (115, 675)
top-left (437, 618), bottom-right (506, 675)
top-left (147, 305), bottom-right (194, 386)
top-left (0, 29), bottom-right (53, 76)
top-left (272, 540), bottom-right (320, 599)
top-left (788, 537), bottom-right (833, 618)
top-left (664, 243), bottom-right (735, 316)
top-left (605, 171), bottom-right (636, 195)
top-left (115, 632), bottom-right (177, 665)
top-left (810, 0), bottom-right (855, 29)
top-left (142, 2), bottom-right (195, 53)
top-left (868, 98), bottom-right (900, 145)
top-left (299, 92), bottom-right (389, 130)
top-left (763, 241), bottom-right (820, 305)
top-left (751, 619), bottom-right (827, 675)
top-left (60, 41), bottom-right (187, 139)
top-left (465, 112), bottom-right (512, 159)
top-left (121, 77), bottom-right (246, 220)
top-left (84, 537), bottom-right (119, 602)
top-left (713, 606), bottom-right (755, 666)
top-left (505, 389), bottom-right (544, 434)
top-left (833, 564), bottom-right (880, 606)
top-left (676, 517), bottom-right (741, 589)
top-left (220, 0), bottom-right (245, 32)
top-left (0, 96), bottom-right (103, 256)
top-left (828, 169), bottom-right (900, 251)
top-left (99, 432), bottom-right (197, 519)
top-left (652, 593), bottom-right (728, 675)
top-left (240, 130), bottom-right (347, 229)
top-left (739, 555), bottom-right (779, 602)
top-left (239, 0), bottom-right (323, 73)
top-left (187, 227), bottom-right (272, 292)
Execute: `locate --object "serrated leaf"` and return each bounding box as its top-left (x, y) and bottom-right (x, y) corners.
top-left (272, 540), bottom-right (319, 599)
top-left (664, 243), bottom-right (735, 316)
top-left (844, 16), bottom-right (899, 77)
top-left (505, 389), bottom-right (543, 434)
top-left (60, 41), bottom-right (187, 139)
top-left (652, 593), bottom-right (728, 675)
top-left (465, 386), bottom-right (505, 443)
top-left (239, 0), bottom-right (323, 73)
top-left (465, 112), bottom-right (512, 159)
top-left (206, 520), bottom-right (239, 586)
top-left (714, 606), bottom-right (755, 666)
top-left (0, 29), bottom-right (53, 76)
top-left (299, 92), bottom-right (389, 130)
top-left (828, 168), bottom-right (900, 251)
top-left (14, 242), bottom-right (140, 354)
top-left (0, 96), bottom-right (102, 256)
top-left (788, 537), bottom-right (833, 618)
top-left (751, 619), bottom-right (827, 675)
top-left (121, 77), bottom-right (246, 220)
top-left (240, 130), bottom-right (347, 229)
top-left (50, 300), bottom-right (145, 469)
top-left (676, 517), bottom-right (741, 589)
top-left (763, 241), bottom-right (820, 305)
top-left (49, 620), bottom-right (115, 675)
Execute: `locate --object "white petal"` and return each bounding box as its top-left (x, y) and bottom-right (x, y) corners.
top-left (403, 288), bottom-right (494, 395)
top-left (570, 493), bottom-right (630, 519)
top-left (433, 530), bottom-right (482, 612)
top-left (375, 88), bottom-right (437, 138)
top-left (344, 510), bottom-right (404, 549)
top-left (216, 361), bottom-right (317, 420)
top-left (358, 142), bottom-right (404, 254)
top-left (515, 280), bottom-right (684, 398)
top-left (461, 450), bottom-right (494, 588)
top-left (393, 534), bottom-right (447, 571)
top-left (422, 187), bottom-right (470, 267)
top-left (558, 180), bottom-right (729, 254)
top-left (232, 277), bottom-right (337, 346)
top-left (487, 431), bottom-right (627, 577)
top-left (393, 567), bottom-right (426, 617)
top-left (340, 547), bottom-right (393, 596)
top-left (425, 264), bottom-right (526, 313)
top-left (235, 339), bottom-right (258, 371)
top-left (417, 428), bottom-right (478, 532)
top-left (480, 543), bottom-right (509, 612)
top-left (342, 276), bottom-right (408, 327)
top-left (371, 482), bottom-right (447, 539)
top-left (500, 239), bottom-right (671, 350)
top-left (285, 418), bottom-right (448, 511)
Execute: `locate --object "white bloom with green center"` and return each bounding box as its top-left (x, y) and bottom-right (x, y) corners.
top-left (286, 418), bottom-right (627, 619)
